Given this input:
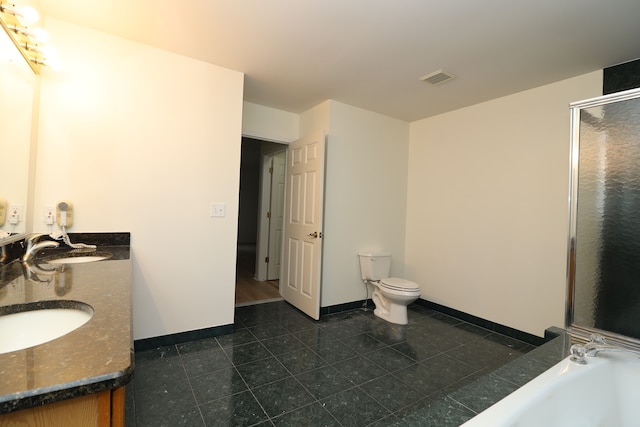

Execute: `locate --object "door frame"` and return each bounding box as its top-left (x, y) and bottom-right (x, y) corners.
top-left (256, 149), bottom-right (286, 281)
top-left (267, 151), bottom-right (286, 280)
top-left (250, 137), bottom-right (289, 282)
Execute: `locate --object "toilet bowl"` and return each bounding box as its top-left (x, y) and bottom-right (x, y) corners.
top-left (371, 278), bottom-right (421, 325)
top-left (358, 253), bottom-right (421, 325)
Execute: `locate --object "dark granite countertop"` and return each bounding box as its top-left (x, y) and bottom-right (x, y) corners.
top-left (0, 240), bottom-right (133, 414)
top-left (394, 329), bottom-right (573, 426)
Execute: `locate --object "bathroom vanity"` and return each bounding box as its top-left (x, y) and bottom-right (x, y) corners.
top-left (0, 236), bottom-right (132, 426)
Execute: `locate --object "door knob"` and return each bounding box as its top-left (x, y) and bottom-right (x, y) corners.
top-left (308, 232), bottom-right (318, 238)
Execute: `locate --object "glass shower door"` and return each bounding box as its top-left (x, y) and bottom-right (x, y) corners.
top-left (568, 88), bottom-right (640, 343)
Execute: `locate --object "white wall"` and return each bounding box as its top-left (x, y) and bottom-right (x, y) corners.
top-left (35, 19), bottom-right (244, 340)
top-left (406, 71), bottom-right (602, 337)
top-left (299, 100), bottom-right (330, 137)
top-left (242, 102), bottom-right (299, 143)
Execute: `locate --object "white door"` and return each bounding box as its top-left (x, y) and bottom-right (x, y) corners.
top-left (280, 131), bottom-right (325, 320)
top-left (267, 151), bottom-right (286, 280)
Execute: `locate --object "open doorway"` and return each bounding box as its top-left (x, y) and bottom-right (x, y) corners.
top-left (236, 137), bottom-right (287, 306)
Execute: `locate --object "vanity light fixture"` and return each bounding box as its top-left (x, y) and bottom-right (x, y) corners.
top-left (0, 1), bottom-right (58, 74)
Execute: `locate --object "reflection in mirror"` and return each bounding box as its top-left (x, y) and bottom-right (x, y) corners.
top-left (568, 88), bottom-right (640, 345)
top-left (0, 23), bottom-right (36, 241)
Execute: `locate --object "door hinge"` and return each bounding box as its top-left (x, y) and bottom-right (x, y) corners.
top-left (267, 211), bottom-right (271, 219)
top-left (269, 167), bottom-right (273, 174)
top-left (265, 257), bottom-right (269, 263)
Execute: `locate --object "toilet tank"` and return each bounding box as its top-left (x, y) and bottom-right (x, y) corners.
top-left (358, 252), bottom-right (391, 280)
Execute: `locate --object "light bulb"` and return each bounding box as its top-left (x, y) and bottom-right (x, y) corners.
top-left (1, 3), bottom-right (40, 24)
top-left (47, 57), bottom-right (62, 71)
top-left (8, 25), bottom-right (49, 42)
top-left (32, 27), bottom-right (48, 42)
top-left (40, 45), bottom-right (56, 57)
top-left (17, 5), bottom-right (38, 23)
top-left (39, 46), bottom-right (61, 71)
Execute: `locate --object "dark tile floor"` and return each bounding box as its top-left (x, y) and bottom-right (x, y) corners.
top-left (125, 301), bottom-right (534, 426)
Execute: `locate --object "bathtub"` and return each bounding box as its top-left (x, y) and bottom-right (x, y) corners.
top-left (461, 351), bottom-right (640, 427)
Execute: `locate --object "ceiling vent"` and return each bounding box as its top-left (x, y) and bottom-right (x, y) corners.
top-left (419, 69), bottom-right (455, 85)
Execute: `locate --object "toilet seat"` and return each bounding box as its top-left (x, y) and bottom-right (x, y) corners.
top-left (379, 277), bottom-right (420, 293)
top-left (369, 277), bottom-right (421, 325)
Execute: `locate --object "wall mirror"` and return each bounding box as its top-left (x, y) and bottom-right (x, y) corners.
top-left (567, 87), bottom-right (640, 346)
top-left (0, 23), bottom-right (36, 244)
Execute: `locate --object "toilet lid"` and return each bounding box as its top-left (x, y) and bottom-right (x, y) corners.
top-left (380, 277), bottom-right (420, 292)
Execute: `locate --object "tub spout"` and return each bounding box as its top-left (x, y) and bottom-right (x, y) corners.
top-left (570, 334), bottom-right (640, 364)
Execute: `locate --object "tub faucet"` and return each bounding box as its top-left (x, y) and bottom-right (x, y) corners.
top-left (22, 234), bottom-right (59, 262)
top-left (570, 334), bottom-right (640, 364)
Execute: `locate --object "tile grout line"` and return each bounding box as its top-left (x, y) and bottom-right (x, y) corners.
top-left (218, 325), bottom-right (273, 426)
top-left (248, 317), bottom-right (350, 426)
top-left (176, 343), bottom-right (209, 426)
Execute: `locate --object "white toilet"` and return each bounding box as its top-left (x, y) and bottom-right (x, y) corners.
top-left (358, 252), bottom-right (421, 325)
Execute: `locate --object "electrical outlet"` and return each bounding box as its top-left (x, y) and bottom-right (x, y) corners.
top-left (8, 205), bottom-right (22, 225)
top-left (44, 205), bottom-right (55, 225)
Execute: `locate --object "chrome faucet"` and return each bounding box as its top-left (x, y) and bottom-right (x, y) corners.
top-left (570, 333), bottom-right (640, 364)
top-left (22, 234), bottom-right (59, 262)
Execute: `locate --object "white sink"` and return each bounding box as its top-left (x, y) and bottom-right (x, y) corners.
top-left (0, 303), bottom-right (93, 354)
top-left (47, 252), bottom-right (112, 264)
top-left (48, 255), bottom-right (108, 264)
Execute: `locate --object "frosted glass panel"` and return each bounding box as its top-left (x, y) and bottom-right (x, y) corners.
top-left (573, 95), bottom-right (640, 340)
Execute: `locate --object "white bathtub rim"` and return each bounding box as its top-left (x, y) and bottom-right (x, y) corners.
top-left (459, 353), bottom-right (637, 426)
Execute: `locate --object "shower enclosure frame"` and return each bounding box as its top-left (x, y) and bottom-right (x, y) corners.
top-left (566, 87), bottom-right (640, 347)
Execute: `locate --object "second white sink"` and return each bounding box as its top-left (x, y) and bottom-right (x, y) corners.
top-left (48, 255), bottom-right (109, 264)
top-left (46, 252), bottom-right (112, 265)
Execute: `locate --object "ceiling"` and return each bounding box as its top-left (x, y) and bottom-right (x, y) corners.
top-left (40, 0), bottom-right (640, 122)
